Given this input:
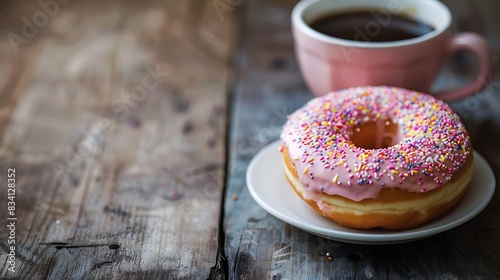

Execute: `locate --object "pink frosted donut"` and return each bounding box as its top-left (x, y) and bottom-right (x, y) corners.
top-left (280, 86), bottom-right (473, 230)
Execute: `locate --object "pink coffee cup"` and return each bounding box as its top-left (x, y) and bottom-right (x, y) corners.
top-left (292, 0), bottom-right (494, 102)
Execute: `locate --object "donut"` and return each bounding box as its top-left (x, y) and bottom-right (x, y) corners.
top-left (280, 86), bottom-right (473, 230)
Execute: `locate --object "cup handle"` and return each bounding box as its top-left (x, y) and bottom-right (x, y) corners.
top-left (433, 32), bottom-right (494, 102)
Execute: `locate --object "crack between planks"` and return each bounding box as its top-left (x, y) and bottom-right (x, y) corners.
top-left (207, 84), bottom-right (230, 279)
top-left (207, 58), bottom-right (232, 280)
top-left (208, 3), bottom-right (248, 278)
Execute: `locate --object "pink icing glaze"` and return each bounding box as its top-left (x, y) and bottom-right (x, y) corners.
top-left (281, 86), bottom-right (471, 202)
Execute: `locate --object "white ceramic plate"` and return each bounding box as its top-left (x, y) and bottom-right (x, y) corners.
top-left (247, 140), bottom-right (496, 245)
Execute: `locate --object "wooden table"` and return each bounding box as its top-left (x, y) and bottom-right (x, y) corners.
top-left (0, 0), bottom-right (499, 279)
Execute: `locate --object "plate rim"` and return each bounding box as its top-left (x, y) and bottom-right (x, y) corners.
top-left (246, 140), bottom-right (496, 244)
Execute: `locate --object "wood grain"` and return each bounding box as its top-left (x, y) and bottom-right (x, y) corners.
top-left (223, 0), bottom-right (500, 279)
top-left (0, 0), bottom-right (234, 279)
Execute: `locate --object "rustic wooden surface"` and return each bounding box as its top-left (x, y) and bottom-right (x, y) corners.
top-left (1, 0), bottom-right (500, 279)
top-left (223, 0), bottom-right (500, 279)
top-left (0, 0), bottom-right (234, 279)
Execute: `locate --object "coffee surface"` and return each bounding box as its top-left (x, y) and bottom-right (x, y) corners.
top-left (309, 10), bottom-right (435, 42)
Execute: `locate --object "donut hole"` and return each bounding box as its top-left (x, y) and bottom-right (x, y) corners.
top-left (350, 118), bottom-right (400, 149)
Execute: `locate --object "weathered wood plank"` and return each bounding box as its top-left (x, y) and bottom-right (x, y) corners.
top-left (0, 0), bottom-right (234, 279)
top-left (224, 0), bottom-right (500, 278)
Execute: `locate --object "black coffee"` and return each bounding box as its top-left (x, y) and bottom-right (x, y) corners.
top-left (309, 10), bottom-right (435, 42)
